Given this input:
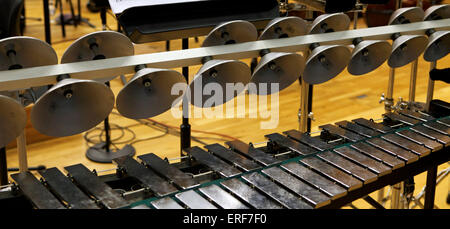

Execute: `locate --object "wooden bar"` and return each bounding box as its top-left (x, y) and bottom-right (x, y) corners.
top-left (39, 168), bottom-right (99, 209)
top-left (242, 172), bottom-right (313, 209)
top-left (300, 157), bottom-right (363, 191)
top-left (186, 147), bottom-right (242, 177)
top-left (265, 133), bottom-right (317, 156)
top-left (281, 162), bottom-right (347, 199)
top-left (317, 151), bottom-right (378, 184)
top-left (138, 153), bottom-right (199, 189)
top-left (11, 172), bottom-right (65, 209)
top-left (262, 167), bottom-right (331, 208)
top-left (64, 164), bottom-right (128, 209)
top-left (333, 146), bottom-right (392, 176)
top-left (205, 143), bottom-right (261, 172)
top-left (225, 140), bottom-right (280, 166)
top-left (351, 142), bottom-right (405, 170)
top-left (220, 178), bottom-right (283, 209)
top-left (113, 156), bottom-right (178, 196)
top-left (284, 129), bottom-right (334, 151)
top-left (198, 185), bottom-right (249, 209)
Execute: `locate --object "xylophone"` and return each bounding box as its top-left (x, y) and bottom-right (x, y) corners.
top-left (2, 109), bottom-right (449, 209)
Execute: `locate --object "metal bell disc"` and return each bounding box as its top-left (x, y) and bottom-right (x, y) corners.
top-left (31, 78), bottom-right (115, 137)
top-left (61, 31), bottom-right (134, 82)
top-left (250, 52), bottom-right (304, 95)
top-left (0, 36), bottom-right (58, 70)
top-left (308, 13), bottom-right (350, 34)
top-left (388, 7), bottom-right (424, 25)
top-left (348, 40), bottom-right (391, 75)
top-left (116, 68), bottom-right (187, 119)
top-left (259, 17), bottom-right (308, 40)
top-left (303, 45), bottom-right (351, 85)
top-left (188, 59), bottom-right (251, 108)
top-left (423, 31), bottom-right (450, 62)
top-left (202, 20), bottom-right (258, 47)
top-left (388, 35), bottom-right (428, 68)
top-left (0, 95), bottom-right (27, 148)
top-left (424, 4), bottom-right (450, 21)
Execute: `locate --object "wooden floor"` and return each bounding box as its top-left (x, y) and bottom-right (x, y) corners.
top-left (4, 0), bottom-right (450, 209)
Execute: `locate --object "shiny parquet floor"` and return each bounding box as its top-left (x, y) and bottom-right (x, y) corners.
top-left (4, 0), bottom-right (450, 209)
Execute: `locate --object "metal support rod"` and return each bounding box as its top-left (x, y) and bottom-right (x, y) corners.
top-left (58, 0), bottom-right (66, 37)
top-left (377, 187), bottom-right (385, 205)
top-left (16, 132), bottom-right (28, 172)
top-left (424, 166), bottom-right (438, 209)
top-left (299, 79), bottom-right (310, 133)
top-left (391, 182), bottom-right (403, 209)
top-left (0, 147), bottom-right (7, 185)
top-left (385, 67), bottom-right (395, 112)
top-left (43, 0), bottom-right (51, 44)
top-left (409, 59), bottom-right (418, 103)
top-left (0, 19), bottom-right (449, 91)
top-left (181, 38), bottom-right (191, 156)
top-left (425, 61), bottom-right (437, 112)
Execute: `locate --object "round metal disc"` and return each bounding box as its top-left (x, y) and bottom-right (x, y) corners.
top-left (116, 68), bottom-right (187, 119)
top-left (388, 7), bottom-right (424, 25)
top-left (424, 31), bottom-right (450, 62)
top-left (250, 52), bottom-right (305, 95)
top-left (202, 20), bottom-right (258, 47)
top-left (188, 59), bottom-right (251, 108)
top-left (348, 40), bottom-right (391, 75)
top-left (61, 31), bottom-right (134, 82)
top-left (0, 95), bottom-right (27, 148)
top-left (424, 4), bottom-right (450, 21)
top-left (0, 36), bottom-right (57, 70)
top-left (303, 45), bottom-right (351, 85)
top-left (259, 17), bottom-right (308, 40)
top-left (31, 78), bottom-right (115, 137)
top-left (308, 13), bottom-right (350, 34)
top-left (388, 35), bottom-right (428, 68)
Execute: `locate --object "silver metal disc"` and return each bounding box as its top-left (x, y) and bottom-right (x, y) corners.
top-left (424, 31), bottom-right (450, 62)
top-left (0, 36), bottom-right (57, 70)
top-left (188, 59), bottom-right (251, 108)
top-left (388, 7), bottom-right (424, 25)
top-left (116, 68), bottom-right (187, 119)
top-left (303, 45), bottom-right (351, 85)
top-left (250, 52), bottom-right (304, 95)
top-left (424, 4), bottom-right (450, 21)
top-left (0, 95), bottom-right (27, 148)
top-left (202, 20), bottom-right (258, 47)
top-left (388, 35), bottom-right (428, 68)
top-left (31, 78), bottom-right (115, 137)
top-left (61, 31), bottom-right (134, 82)
top-left (259, 17), bottom-right (308, 40)
top-left (348, 40), bottom-right (391, 75)
top-left (308, 13), bottom-right (350, 34)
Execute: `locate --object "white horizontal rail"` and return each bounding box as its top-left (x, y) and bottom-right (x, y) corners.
top-left (0, 19), bottom-right (449, 91)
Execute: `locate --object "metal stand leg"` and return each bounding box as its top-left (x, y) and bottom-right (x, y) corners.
top-left (391, 182), bottom-right (403, 209)
top-left (0, 147), bottom-right (8, 185)
top-left (43, 0), bottom-right (52, 44)
top-left (409, 59), bottom-right (418, 103)
top-left (85, 82), bottom-right (135, 163)
top-left (385, 68), bottom-right (395, 112)
top-left (377, 188), bottom-right (385, 206)
top-left (16, 132), bottom-right (28, 172)
top-left (424, 166), bottom-right (438, 209)
top-left (299, 79), bottom-right (310, 133)
top-left (425, 61), bottom-right (437, 112)
top-left (180, 38), bottom-right (191, 157)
